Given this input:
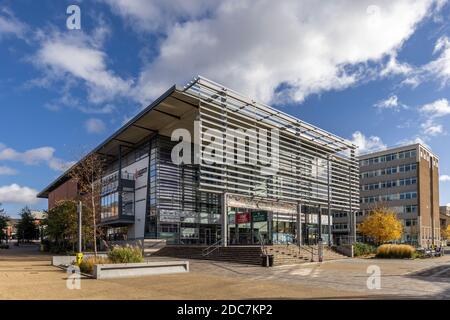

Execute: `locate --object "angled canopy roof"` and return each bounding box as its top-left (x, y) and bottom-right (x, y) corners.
top-left (38, 76), bottom-right (356, 198)
top-left (37, 85), bottom-right (199, 198)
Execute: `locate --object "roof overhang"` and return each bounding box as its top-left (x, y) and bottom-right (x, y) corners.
top-left (38, 76), bottom-right (357, 199)
top-left (37, 85), bottom-right (199, 198)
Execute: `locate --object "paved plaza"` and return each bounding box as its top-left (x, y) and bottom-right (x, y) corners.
top-left (1, 244), bottom-right (450, 299)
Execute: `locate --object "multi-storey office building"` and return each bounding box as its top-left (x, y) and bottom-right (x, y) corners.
top-left (38, 77), bottom-right (359, 246)
top-left (335, 144), bottom-right (439, 247)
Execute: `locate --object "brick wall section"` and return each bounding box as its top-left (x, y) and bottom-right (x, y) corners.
top-left (417, 153), bottom-right (440, 246)
top-left (48, 179), bottom-right (78, 209)
top-left (432, 157), bottom-right (440, 242)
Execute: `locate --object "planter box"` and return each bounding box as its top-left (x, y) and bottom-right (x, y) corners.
top-left (93, 260), bottom-right (189, 279)
top-left (52, 253), bottom-right (108, 266)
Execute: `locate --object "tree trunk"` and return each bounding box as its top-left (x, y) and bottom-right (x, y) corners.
top-left (91, 183), bottom-right (97, 257)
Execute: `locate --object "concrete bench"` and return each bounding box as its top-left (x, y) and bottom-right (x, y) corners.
top-left (93, 260), bottom-right (189, 279)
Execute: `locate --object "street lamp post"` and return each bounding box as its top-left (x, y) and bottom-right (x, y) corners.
top-left (76, 200), bottom-right (83, 265)
top-left (318, 205), bottom-right (323, 262)
top-left (327, 155), bottom-right (333, 247)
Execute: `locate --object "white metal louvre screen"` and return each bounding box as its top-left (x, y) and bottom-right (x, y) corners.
top-left (184, 77), bottom-right (359, 212)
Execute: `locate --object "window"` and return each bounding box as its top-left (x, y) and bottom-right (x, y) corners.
top-left (101, 191), bottom-right (119, 220)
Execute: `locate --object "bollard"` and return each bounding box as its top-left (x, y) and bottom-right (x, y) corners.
top-left (76, 252), bottom-right (84, 266)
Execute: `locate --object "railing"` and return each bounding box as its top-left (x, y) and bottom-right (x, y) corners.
top-left (202, 239), bottom-right (222, 257)
top-left (301, 245), bottom-right (318, 262)
top-left (258, 233), bottom-right (267, 256)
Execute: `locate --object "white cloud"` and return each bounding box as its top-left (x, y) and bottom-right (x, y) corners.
top-left (401, 76), bottom-right (421, 88)
top-left (376, 95), bottom-right (399, 108)
top-left (0, 7), bottom-right (27, 40)
top-left (48, 158), bottom-right (75, 172)
top-left (420, 98), bottom-right (450, 118)
top-left (350, 131), bottom-right (387, 154)
top-left (0, 143), bottom-right (72, 171)
top-left (0, 146), bottom-right (54, 164)
top-left (380, 53), bottom-right (413, 77)
top-left (33, 30), bottom-right (133, 104)
top-left (440, 175), bottom-right (450, 182)
top-left (374, 95), bottom-right (408, 110)
top-left (421, 119), bottom-right (444, 136)
top-left (0, 184), bottom-right (39, 204)
top-left (85, 118), bottom-right (106, 134)
top-left (425, 36), bottom-right (450, 85)
top-left (115, 0), bottom-right (441, 104)
top-left (102, 0), bottom-right (215, 33)
top-left (405, 36), bottom-right (450, 87)
top-left (396, 136), bottom-right (430, 148)
top-left (0, 166), bottom-right (17, 175)
top-left (417, 99), bottom-right (450, 137)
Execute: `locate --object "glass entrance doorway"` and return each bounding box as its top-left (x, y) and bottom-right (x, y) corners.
top-left (303, 224), bottom-right (319, 245)
top-left (228, 209), bottom-right (269, 245)
top-left (202, 228), bottom-right (212, 245)
top-left (198, 226), bottom-right (219, 245)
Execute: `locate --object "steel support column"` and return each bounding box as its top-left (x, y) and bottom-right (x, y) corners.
top-left (297, 202), bottom-right (302, 246)
top-left (221, 192), bottom-right (228, 247)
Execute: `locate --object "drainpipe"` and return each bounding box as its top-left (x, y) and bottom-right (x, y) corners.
top-left (430, 156), bottom-right (435, 247)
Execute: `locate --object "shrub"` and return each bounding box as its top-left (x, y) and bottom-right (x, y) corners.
top-left (376, 244), bottom-right (415, 259)
top-left (107, 245), bottom-right (144, 264)
top-left (79, 256), bottom-right (110, 274)
top-left (0, 244), bottom-right (9, 249)
top-left (353, 242), bottom-right (376, 256)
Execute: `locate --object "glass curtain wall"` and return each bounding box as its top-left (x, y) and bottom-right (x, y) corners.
top-left (145, 135), bottom-right (222, 244)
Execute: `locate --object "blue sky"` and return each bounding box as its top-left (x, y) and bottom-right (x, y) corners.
top-left (0, 0), bottom-right (450, 217)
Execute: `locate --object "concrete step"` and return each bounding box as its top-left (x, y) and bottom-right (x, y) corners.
top-left (152, 246), bottom-right (264, 265)
top-left (143, 240), bottom-right (167, 257)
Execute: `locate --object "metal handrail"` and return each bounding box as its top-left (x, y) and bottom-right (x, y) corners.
top-left (202, 239), bottom-right (222, 256)
top-left (300, 245), bottom-right (318, 262)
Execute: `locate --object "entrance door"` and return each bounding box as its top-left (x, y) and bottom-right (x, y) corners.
top-left (204, 228), bottom-right (212, 245)
top-left (304, 224), bottom-right (318, 245)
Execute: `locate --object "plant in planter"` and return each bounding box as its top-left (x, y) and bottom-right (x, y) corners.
top-left (78, 256), bottom-right (111, 274)
top-left (73, 245), bottom-right (144, 275)
top-left (353, 242), bottom-right (377, 257)
top-left (107, 245), bottom-right (144, 263)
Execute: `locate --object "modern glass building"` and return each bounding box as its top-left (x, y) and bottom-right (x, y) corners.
top-left (38, 77), bottom-right (359, 246)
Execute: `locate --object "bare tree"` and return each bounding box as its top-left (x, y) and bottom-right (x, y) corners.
top-left (69, 153), bottom-right (106, 255)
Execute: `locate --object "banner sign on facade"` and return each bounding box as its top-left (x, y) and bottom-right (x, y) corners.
top-left (251, 211), bottom-right (267, 222)
top-left (227, 195), bottom-right (297, 214)
top-left (236, 212), bottom-right (251, 224)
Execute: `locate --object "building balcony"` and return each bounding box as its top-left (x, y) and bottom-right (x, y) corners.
top-left (100, 171), bottom-right (136, 226)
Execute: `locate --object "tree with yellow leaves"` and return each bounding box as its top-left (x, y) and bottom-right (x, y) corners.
top-left (441, 225), bottom-right (450, 240)
top-left (358, 207), bottom-right (403, 244)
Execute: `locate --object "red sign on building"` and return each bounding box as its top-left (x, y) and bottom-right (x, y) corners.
top-left (236, 212), bottom-right (251, 224)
